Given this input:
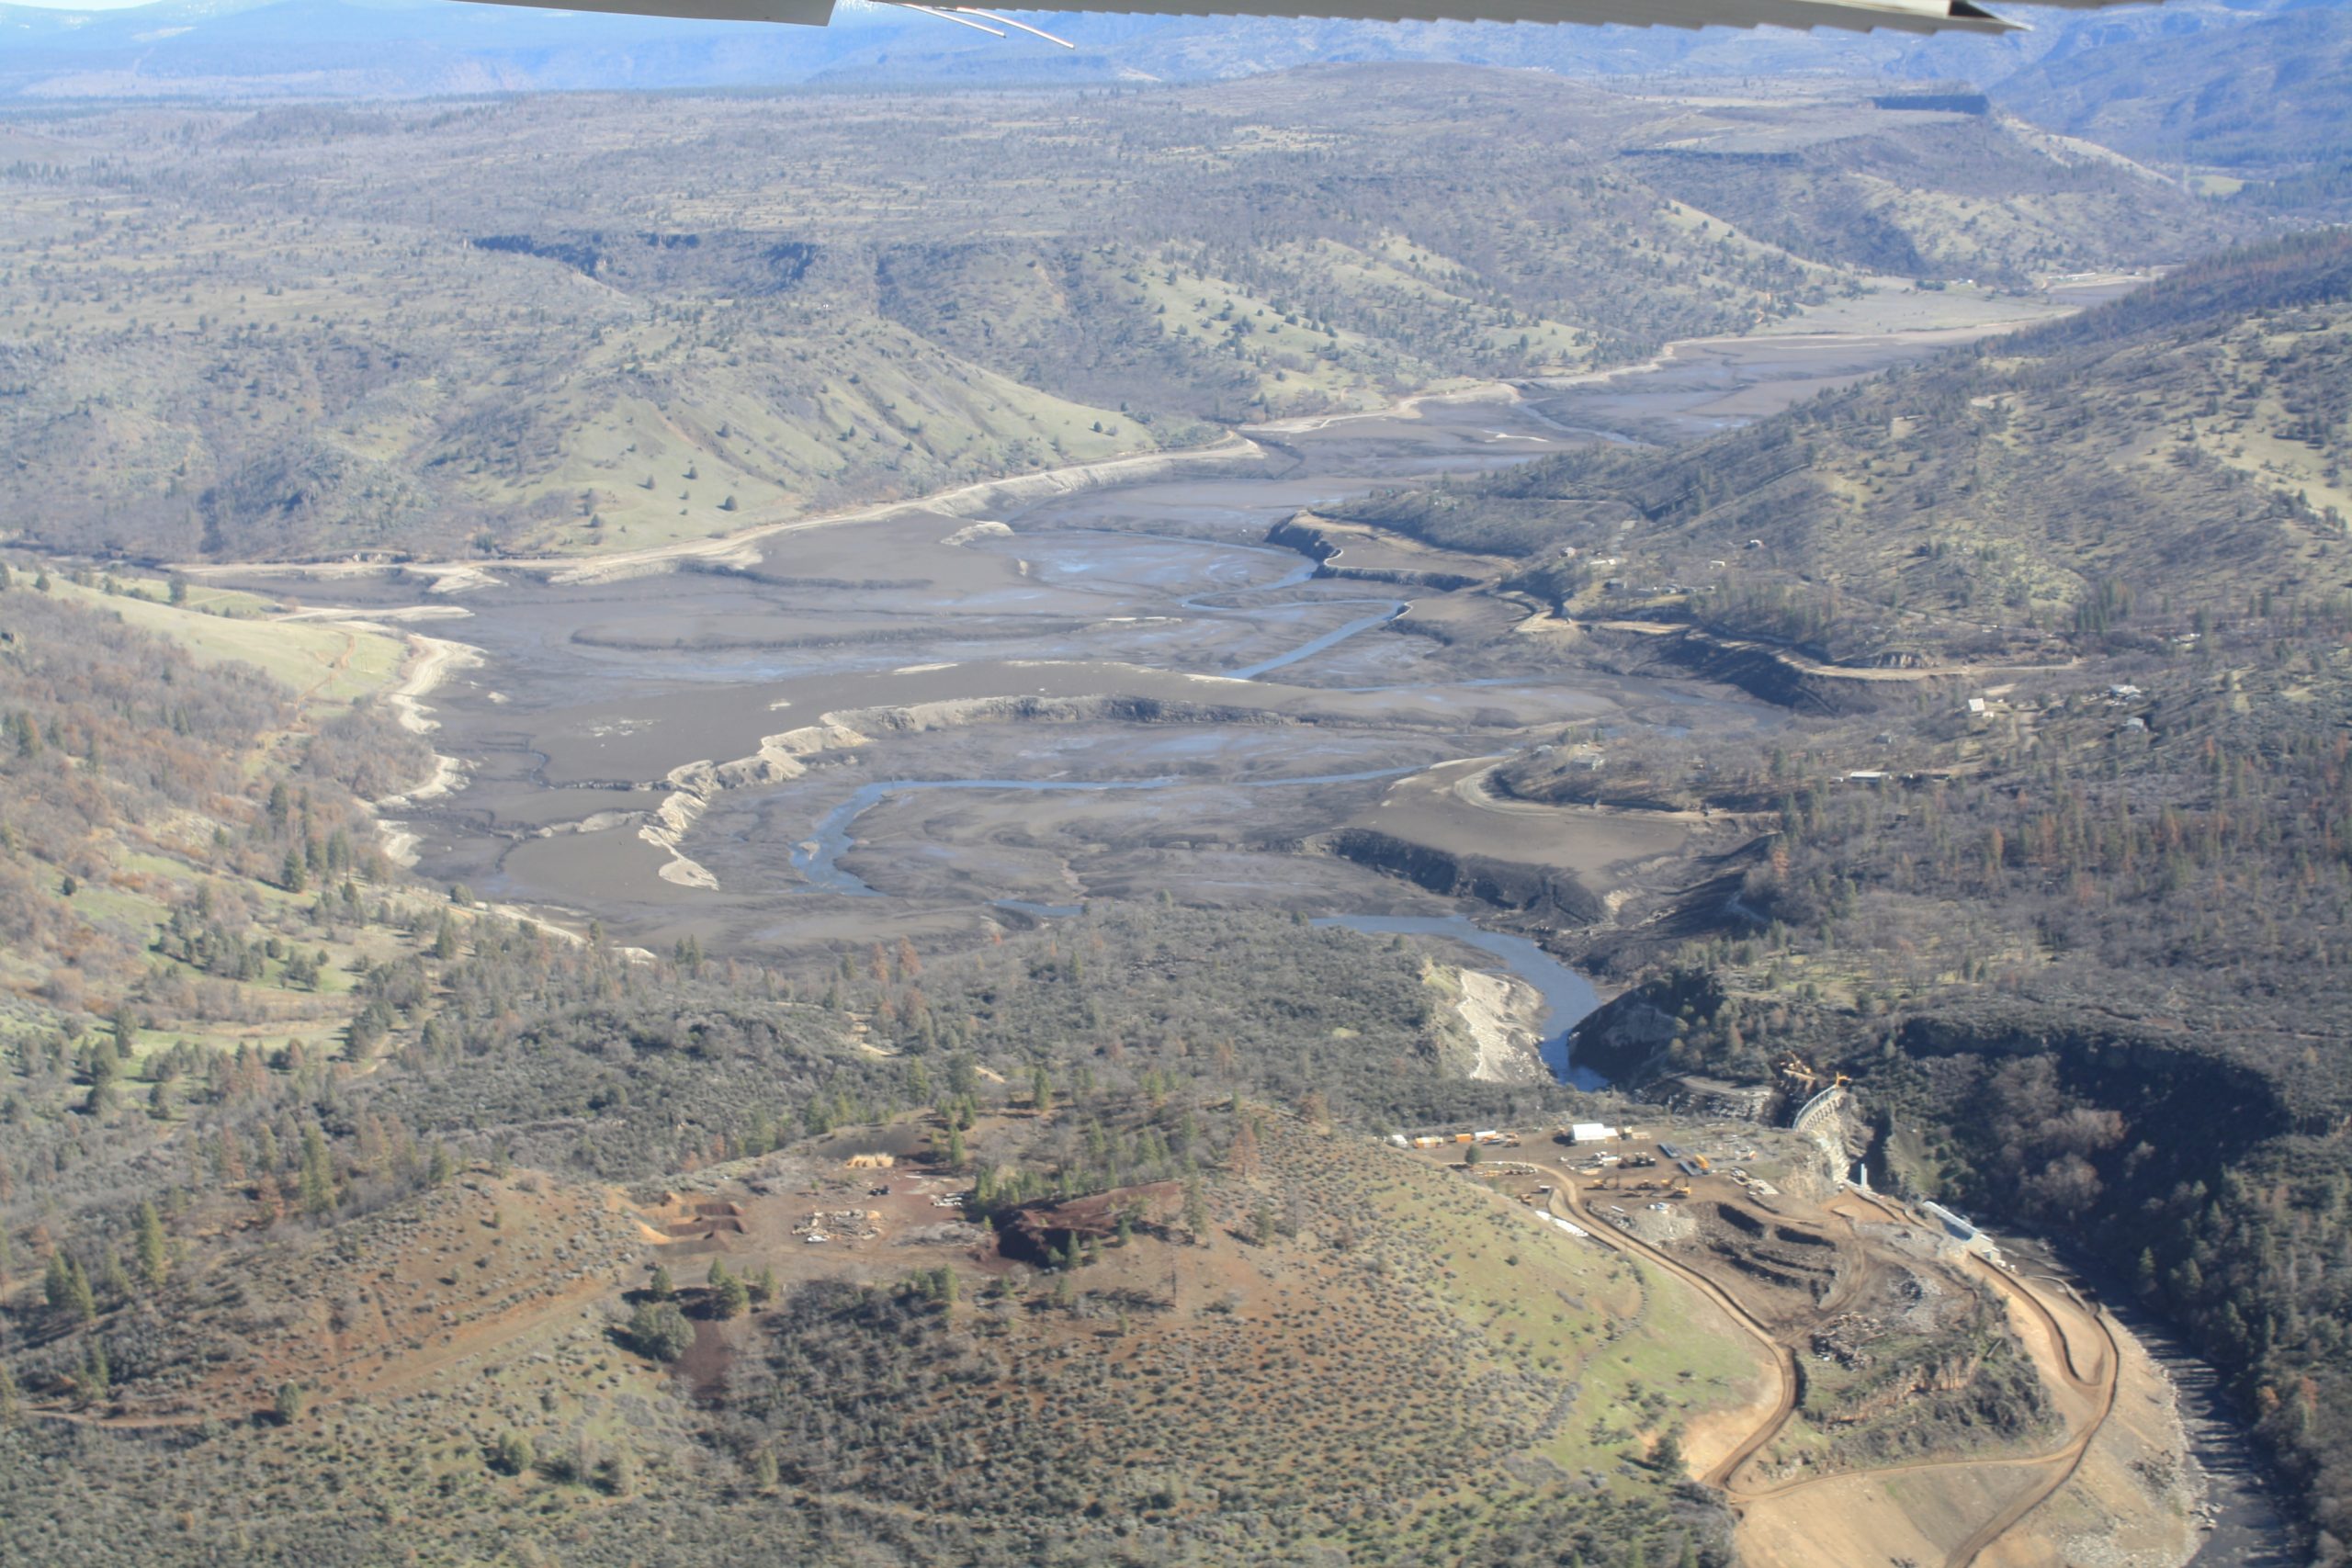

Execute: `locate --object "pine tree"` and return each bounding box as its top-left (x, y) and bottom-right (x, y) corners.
top-left (1229, 1116), bottom-right (1261, 1176)
top-left (85, 1051), bottom-right (120, 1117)
top-left (713, 1269), bottom-right (750, 1320)
top-left (298, 1123), bottom-right (336, 1216)
top-left (43, 1249), bottom-right (71, 1312)
top-left (628, 1301), bottom-right (692, 1362)
top-left (48, 1252), bottom-right (96, 1322)
top-left (135, 1201), bottom-right (168, 1291)
top-left (79, 1341), bottom-right (110, 1406)
top-left (493, 1430), bottom-right (535, 1477)
top-left (649, 1263), bottom-right (673, 1301)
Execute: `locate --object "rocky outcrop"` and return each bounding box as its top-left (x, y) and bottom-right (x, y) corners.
top-left (1567, 970), bottom-right (1724, 1086)
top-left (1815, 1347), bottom-right (1990, 1426)
top-left (1318, 827), bottom-right (1606, 925)
top-left (1264, 514), bottom-right (1489, 591)
top-left (1579, 621), bottom-right (1968, 716)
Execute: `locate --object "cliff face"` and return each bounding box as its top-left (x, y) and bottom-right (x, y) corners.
top-left (1578, 623), bottom-right (1963, 717)
top-left (1319, 828), bottom-right (1607, 926)
top-left (1263, 515), bottom-right (1492, 592)
top-left (1568, 969), bottom-right (1726, 1087)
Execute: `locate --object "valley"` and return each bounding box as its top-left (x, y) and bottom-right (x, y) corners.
top-left (1, 62), bottom-right (2335, 1568)
top-left (33, 280), bottom-right (2216, 1567)
top-left (198, 291), bottom-right (2092, 975)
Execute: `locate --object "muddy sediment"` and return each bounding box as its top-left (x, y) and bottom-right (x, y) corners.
top-left (220, 308), bottom-right (2063, 965)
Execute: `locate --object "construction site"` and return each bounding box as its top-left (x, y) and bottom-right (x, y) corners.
top-left (1406, 1103), bottom-right (2201, 1568)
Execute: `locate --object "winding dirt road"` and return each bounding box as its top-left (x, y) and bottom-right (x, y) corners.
top-left (1525, 1157), bottom-right (2121, 1566)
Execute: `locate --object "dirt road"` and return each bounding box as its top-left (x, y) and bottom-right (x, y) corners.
top-left (1527, 1156), bottom-right (1799, 1489)
top-left (1528, 1157), bottom-right (2124, 1566)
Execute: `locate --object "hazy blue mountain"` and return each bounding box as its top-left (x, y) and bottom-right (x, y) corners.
top-left (0, 0), bottom-right (2328, 102)
top-left (1991, 0), bottom-right (2352, 165)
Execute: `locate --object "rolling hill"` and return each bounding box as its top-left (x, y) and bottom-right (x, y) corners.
top-left (1338, 228), bottom-right (2352, 665)
top-left (0, 71), bottom-right (2236, 563)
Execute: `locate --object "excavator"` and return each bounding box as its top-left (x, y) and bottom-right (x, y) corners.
top-left (1776, 1051), bottom-right (1851, 1093)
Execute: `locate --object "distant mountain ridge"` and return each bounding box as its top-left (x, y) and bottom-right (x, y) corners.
top-left (0, 0), bottom-right (2335, 112)
top-left (1990, 0), bottom-right (2352, 167)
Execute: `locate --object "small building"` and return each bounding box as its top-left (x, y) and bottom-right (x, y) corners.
top-left (1568, 1122), bottom-right (1614, 1145)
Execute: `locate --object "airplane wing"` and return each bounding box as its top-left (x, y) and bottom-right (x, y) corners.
top-left (454, 0), bottom-right (2159, 37)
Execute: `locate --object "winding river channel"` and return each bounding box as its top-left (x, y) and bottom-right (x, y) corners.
top-left (220, 297), bottom-right (2117, 1090)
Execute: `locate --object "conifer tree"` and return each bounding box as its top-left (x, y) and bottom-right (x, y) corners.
top-left (298, 1123), bottom-right (336, 1216)
top-left (710, 1261), bottom-right (750, 1319)
top-left (493, 1430), bottom-right (535, 1476)
top-left (135, 1201), bottom-right (167, 1291)
top-left (47, 1252), bottom-right (96, 1323)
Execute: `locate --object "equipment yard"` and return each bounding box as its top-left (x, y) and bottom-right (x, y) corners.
top-left (1409, 1122), bottom-right (2202, 1568)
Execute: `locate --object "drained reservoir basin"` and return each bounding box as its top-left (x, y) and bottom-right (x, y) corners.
top-left (205, 310), bottom-right (2065, 1084)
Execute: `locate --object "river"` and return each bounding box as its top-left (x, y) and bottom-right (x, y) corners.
top-left (1314, 914), bottom-right (1606, 1089)
top-left (215, 296), bottom-right (2098, 1091)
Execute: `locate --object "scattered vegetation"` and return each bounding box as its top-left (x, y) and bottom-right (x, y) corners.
top-left (0, 76), bottom-right (2228, 562)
